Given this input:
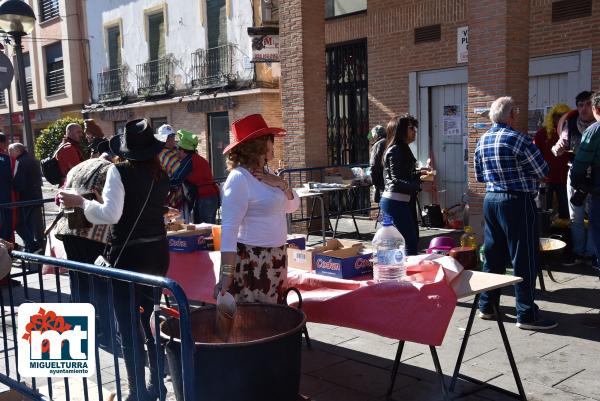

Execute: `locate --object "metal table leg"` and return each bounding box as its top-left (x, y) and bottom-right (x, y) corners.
top-left (386, 341), bottom-right (405, 397)
top-left (450, 294), bottom-right (527, 401)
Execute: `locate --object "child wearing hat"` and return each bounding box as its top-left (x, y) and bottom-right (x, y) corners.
top-left (170, 130), bottom-right (219, 224)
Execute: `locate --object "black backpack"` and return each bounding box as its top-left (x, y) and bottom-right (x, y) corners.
top-left (41, 143), bottom-right (66, 185)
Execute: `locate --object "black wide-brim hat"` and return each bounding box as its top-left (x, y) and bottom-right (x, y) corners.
top-left (108, 118), bottom-right (164, 161)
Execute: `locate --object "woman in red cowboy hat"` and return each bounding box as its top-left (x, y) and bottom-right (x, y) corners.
top-left (215, 114), bottom-right (300, 304)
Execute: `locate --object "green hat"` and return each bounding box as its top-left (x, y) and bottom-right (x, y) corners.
top-left (177, 129), bottom-right (198, 150)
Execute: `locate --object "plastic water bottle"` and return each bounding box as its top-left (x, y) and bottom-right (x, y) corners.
top-left (372, 214), bottom-right (406, 282)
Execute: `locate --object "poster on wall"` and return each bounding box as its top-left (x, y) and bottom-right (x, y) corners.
top-left (443, 105), bottom-right (462, 136)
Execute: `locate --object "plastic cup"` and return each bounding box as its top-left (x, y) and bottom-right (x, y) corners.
top-left (59, 188), bottom-right (78, 214)
top-left (211, 225), bottom-right (222, 251)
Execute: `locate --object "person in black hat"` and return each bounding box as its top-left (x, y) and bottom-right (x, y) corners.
top-left (59, 118), bottom-right (168, 401)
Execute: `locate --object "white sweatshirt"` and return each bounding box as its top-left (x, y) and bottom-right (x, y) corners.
top-left (220, 167), bottom-right (300, 252)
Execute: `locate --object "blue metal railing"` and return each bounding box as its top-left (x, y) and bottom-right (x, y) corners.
top-left (1, 251), bottom-right (196, 401)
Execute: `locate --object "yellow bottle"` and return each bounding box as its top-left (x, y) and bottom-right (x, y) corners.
top-left (460, 226), bottom-right (478, 248)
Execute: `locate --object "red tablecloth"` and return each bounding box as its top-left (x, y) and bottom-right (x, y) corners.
top-left (167, 252), bottom-right (462, 346)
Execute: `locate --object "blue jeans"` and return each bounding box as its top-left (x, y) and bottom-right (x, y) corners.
top-left (567, 173), bottom-right (594, 256)
top-left (193, 194), bottom-right (219, 224)
top-left (589, 195), bottom-right (600, 264)
top-left (480, 192), bottom-right (539, 323)
top-left (379, 197), bottom-right (419, 255)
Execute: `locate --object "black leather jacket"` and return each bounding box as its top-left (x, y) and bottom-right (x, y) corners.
top-left (383, 143), bottom-right (421, 195)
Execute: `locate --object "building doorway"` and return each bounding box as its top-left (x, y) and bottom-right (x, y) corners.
top-left (208, 112), bottom-right (230, 180)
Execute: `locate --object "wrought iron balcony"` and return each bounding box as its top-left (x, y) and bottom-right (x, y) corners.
top-left (97, 67), bottom-right (126, 103)
top-left (136, 58), bottom-right (174, 97)
top-left (191, 44), bottom-right (237, 89)
top-left (46, 69), bottom-right (65, 96)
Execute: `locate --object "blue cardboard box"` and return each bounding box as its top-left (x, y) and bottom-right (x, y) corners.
top-left (168, 229), bottom-right (213, 252)
top-left (287, 234), bottom-right (306, 250)
top-left (313, 240), bottom-right (372, 279)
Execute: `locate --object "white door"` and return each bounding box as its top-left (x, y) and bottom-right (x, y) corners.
top-left (418, 84), bottom-right (468, 209)
top-left (528, 50), bottom-right (592, 133)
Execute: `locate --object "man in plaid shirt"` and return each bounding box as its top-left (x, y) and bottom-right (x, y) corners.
top-left (474, 96), bottom-right (557, 330)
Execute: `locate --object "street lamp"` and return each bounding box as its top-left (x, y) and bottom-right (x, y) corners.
top-left (0, 0), bottom-right (35, 151)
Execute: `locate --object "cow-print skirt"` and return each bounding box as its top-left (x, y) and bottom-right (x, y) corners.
top-left (228, 242), bottom-right (287, 304)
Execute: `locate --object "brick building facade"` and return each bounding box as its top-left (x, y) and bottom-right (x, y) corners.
top-left (280, 0), bottom-right (599, 235)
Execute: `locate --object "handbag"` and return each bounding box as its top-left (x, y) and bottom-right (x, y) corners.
top-left (94, 179), bottom-right (155, 269)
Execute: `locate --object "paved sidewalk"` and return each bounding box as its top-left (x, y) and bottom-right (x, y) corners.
top-left (5, 198), bottom-right (600, 400)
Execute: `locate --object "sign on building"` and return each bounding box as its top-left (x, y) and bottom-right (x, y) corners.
top-left (457, 26), bottom-right (468, 64)
top-left (187, 97), bottom-right (236, 113)
top-left (251, 34), bottom-right (280, 63)
top-left (248, 26), bottom-right (280, 63)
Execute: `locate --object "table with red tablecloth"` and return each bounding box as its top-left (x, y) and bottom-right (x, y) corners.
top-left (167, 250), bottom-right (526, 400)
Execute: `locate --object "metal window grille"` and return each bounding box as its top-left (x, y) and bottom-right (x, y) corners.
top-left (326, 40), bottom-right (369, 166)
top-left (552, 0), bottom-right (592, 22)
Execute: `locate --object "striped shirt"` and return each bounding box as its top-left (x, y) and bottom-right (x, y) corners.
top-left (474, 123), bottom-right (549, 194)
top-left (570, 121), bottom-right (600, 186)
top-left (158, 148), bottom-right (180, 176)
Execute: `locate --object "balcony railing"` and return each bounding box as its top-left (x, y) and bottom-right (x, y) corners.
top-left (97, 67), bottom-right (126, 103)
top-left (191, 44), bottom-right (237, 89)
top-left (40, 0), bottom-right (59, 22)
top-left (136, 58), bottom-right (174, 97)
top-left (46, 69), bottom-right (65, 96)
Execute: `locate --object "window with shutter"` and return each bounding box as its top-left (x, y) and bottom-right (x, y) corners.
top-left (148, 12), bottom-right (165, 61)
top-left (107, 26), bottom-right (121, 69)
top-left (207, 0), bottom-right (227, 48)
top-left (39, 0), bottom-right (59, 22)
top-left (45, 42), bottom-right (65, 96)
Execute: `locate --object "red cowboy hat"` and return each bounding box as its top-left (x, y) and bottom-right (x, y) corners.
top-left (222, 114), bottom-right (285, 154)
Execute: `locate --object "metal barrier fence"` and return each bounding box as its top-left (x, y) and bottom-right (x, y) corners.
top-left (0, 198), bottom-right (54, 245)
top-left (0, 251), bottom-right (195, 401)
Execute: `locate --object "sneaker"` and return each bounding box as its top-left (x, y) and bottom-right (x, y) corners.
top-left (516, 318), bottom-right (558, 330)
top-left (478, 311), bottom-right (496, 320)
top-left (563, 254), bottom-right (584, 266)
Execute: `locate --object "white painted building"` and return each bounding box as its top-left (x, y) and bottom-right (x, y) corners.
top-left (83, 0), bottom-right (282, 179)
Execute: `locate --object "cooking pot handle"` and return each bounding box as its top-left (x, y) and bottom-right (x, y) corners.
top-left (283, 287), bottom-right (303, 310)
top-left (549, 234), bottom-right (563, 240)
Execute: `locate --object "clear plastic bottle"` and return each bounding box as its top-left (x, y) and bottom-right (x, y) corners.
top-left (460, 225), bottom-right (478, 248)
top-left (372, 214), bottom-right (406, 282)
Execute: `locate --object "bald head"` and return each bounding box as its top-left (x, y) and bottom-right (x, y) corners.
top-left (66, 123), bottom-right (83, 143)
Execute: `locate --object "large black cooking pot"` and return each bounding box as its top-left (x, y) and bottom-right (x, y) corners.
top-left (160, 303), bottom-right (306, 401)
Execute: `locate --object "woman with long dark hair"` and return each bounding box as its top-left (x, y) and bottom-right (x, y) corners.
top-left (60, 119), bottom-right (169, 401)
top-left (380, 114), bottom-right (428, 255)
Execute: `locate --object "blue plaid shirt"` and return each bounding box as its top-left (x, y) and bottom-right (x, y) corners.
top-left (474, 123), bottom-right (548, 194)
